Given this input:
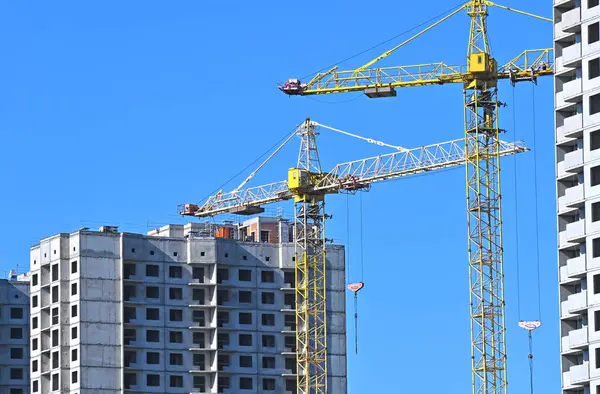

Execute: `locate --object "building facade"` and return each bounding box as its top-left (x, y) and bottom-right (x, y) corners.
top-left (29, 218), bottom-right (346, 393)
top-left (555, 0), bottom-right (600, 392)
top-left (0, 275), bottom-right (30, 394)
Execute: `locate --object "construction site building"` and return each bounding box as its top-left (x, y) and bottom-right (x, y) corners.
top-left (0, 272), bottom-right (30, 394)
top-left (555, 0), bottom-right (600, 391)
top-left (29, 217), bottom-right (346, 393)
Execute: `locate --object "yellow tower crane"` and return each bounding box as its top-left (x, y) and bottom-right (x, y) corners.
top-left (180, 119), bottom-right (527, 393)
top-left (277, 2), bottom-right (553, 394)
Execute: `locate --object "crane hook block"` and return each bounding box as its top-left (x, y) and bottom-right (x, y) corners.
top-left (348, 282), bottom-right (364, 293)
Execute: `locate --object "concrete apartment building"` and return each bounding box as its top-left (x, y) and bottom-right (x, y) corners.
top-left (0, 273), bottom-right (30, 394)
top-left (555, 0), bottom-right (600, 392)
top-left (29, 217), bottom-right (346, 393)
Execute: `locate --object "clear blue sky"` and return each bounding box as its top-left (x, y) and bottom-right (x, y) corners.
top-left (0, 1), bottom-right (556, 393)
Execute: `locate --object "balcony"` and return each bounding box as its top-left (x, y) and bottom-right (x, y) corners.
top-left (566, 220), bottom-right (585, 242)
top-left (568, 327), bottom-right (589, 348)
top-left (561, 334), bottom-right (570, 353)
top-left (563, 114), bottom-right (583, 138)
top-left (559, 229), bottom-right (578, 249)
top-left (571, 362), bottom-right (590, 384)
top-left (567, 291), bottom-right (588, 313)
top-left (567, 255), bottom-right (586, 277)
top-left (555, 21), bottom-right (576, 40)
top-left (564, 79), bottom-right (583, 101)
top-left (562, 8), bottom-right (581, 32)
top-left (565, 149), bottom-right (584, 172)
top-left (560, 265), bottom-right (578, 284)
top-left (565, 184), bottom-right (585, 208)
top-left (563, 43), bottom-right (582, 66)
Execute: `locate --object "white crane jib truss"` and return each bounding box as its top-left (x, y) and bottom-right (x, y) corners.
top-left (190, 135), bottom-right (528, 218)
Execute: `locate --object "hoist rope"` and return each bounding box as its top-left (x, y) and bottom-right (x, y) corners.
top-left (531, 84), bottom-right (543, 321)
top-left (528, 330), bottom-right (535, 394)
top-left (360, 191), bottom-right (365, 281)
top-left (346, 193), bottom-right (351, 285)
top-left (512, 85), bottom-right (523, 321)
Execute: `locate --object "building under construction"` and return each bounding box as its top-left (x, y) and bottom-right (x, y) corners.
top-left (28, 218), bottom-right (346, 393)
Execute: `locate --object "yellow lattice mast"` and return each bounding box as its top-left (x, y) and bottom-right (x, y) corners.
top-left (277, 2), bottom-right (552, 394)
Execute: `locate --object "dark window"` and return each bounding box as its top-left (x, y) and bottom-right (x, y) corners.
top-left (594, 202), bottom-right (600, 223)
top-left (146, 329), bottom-right (160, 342)
top-left (193, 267), bottom-right (204, 282)
top-left (71, 326), bottom-right (78, 339)
top-left (592, 93), bottom-right (600, 115)
top-left (263, 378), bottom-right (276, 391)
top-left (71, 304), bottom-right (77, 317)
top-left (52, 307), bottom-right (59, 325)
top-left (71, 260), bottom-right (77, 274)
top-left (194, 376), bottom-right (206, 390)
top-left (243, 255), bottom-right (248, 260)
top-left (10, 348), bottom-right (23, 359)
top-left (52, 351), bottom-right (58, 369)
top-left (595, 310), bottom-right (600, 331)
top-left (285, 293), bottom-right (295, 308)
top-left (124, 373), bottom-right (137, 389)
top-left (239, 334), bottom-right (252, 346)
top-left (124, 263), bottom-right (136, 278)
top-left (240, 355), bottom-right (252, 367)
top-left (217, 268), bottom-right (229, 283)
top-left (239, 291), bottom-right (252, 303)
top-left (32, 295), bottom-right (38, 308)
top-left (260, 230), bottom-right (269, 242)
top-left (169, 331), bottom-right (183, 343)
top-left (590, 58), bottom-right (600, 80)
top-left (590, 22), bottom-right (600, 44)
top-left (10, 308), bottom-right (23, 319)
top-left (217, 289), bottom-right (229, 304)
top-left (218, 376), bottom-right (230, 392)
top-left (10, 389), bottom-right (23, 394)
top-left (72, 349), bottom-right (77, 361)
top-left (146, 286), bottom-right (159, 299)
top-left (51, 329), bottom-right (58, 346)
top-left (193, 332), bottom-right (205, 347)
top-left (71, 283), bottom-right (77, 296)
top-left (146, 264), bottom-right (159, 277)
top-left (169, 287), bottom-right (183, 300)
top-left (52, 286), bottom-right (58, 303)
top-left (239, 312), bottom-right (252, 325)
top-left (170, 353), bottom-right (183, 365)
top-left (32, 274), bottom-right (38, 286)
top-left (193, 353), bottom-right (206, 369)
top-left (51, 264), bottom-right (58, 281)
top-left (170, 309), bottom-right (183, 322)
top-left (32, 338), bottom-right (38, 350)
top-left (596, 347), bottom-right (600, 368)
top-left (239, 269), bottom-right (251, 282)
top-left (262, 313), bottom-right (275, 326)
top-left (10, 368), bottom-right (23, 380)
top-left (218, 333), bottom-right (230, 349)
top-left (32, 316), bottom-right (38, 329)
top-left (262, 292), bottom-right (275, 304)
top-left (284, 271), bottom-right (295, 287)
top-left (193, 310), bottom-right (205, 326)
top-left (147, 374), bottom-right (160, 387)
top-left (124, 351), bottom-right (136, 367)
top-left (52, 374), bottom-right (59, 390)
top-left (262, 356), bottom-right (276, 369)
top-left (33, 381), bottom-right (39, 393)
top-left (591, 0), bottom-right (600, 8)
top-left (261, 271), bottom-right (275, 283)
top-left (217, 311), bottom-right (229, 327)
top-left (11, 327), bottom-right (23, 339)
top-left (147, 352), bottom-right (160, 364)
top-left (124, 328), bottom-right (136, 345)
top-left (193, 288), bottom-right (205, 304)
top-left (593, 129), bottom-right (600, 151)
top-left (592, 166), bottom-right (600, 186)
top-left (33, 359), bottom-right (38, 371)
top-left (173, 251), bottom-right (178, 257)
top-left (72, 371), bottom-right (78, 383)
top-left (170, 375), bottom-right (183, 388)
top-left (262, 334), bottom-right (275, 347)
top-left (169, 266), bottom-right (182, 278)
top-left (240, 377), bottom-right (253, 390)
top-left (146, 308), bottom-right (159, 320)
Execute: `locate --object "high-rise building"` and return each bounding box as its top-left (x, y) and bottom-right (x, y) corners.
top-left (29, 217), bottom-right (346, 393)
top-left (0, 273), bottom-right (30, 394)
top-left (555, 1), bottom-right (600, 392)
